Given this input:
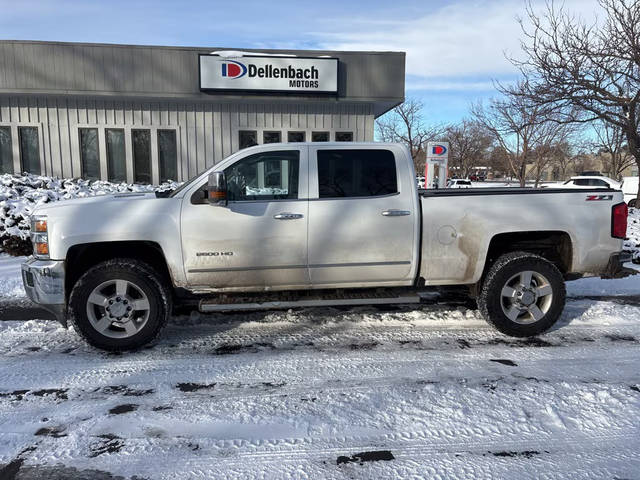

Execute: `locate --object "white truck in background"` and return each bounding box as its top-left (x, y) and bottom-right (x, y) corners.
top-left (22, 142), bottom-right (631, 351)
top-left (622, 176), bottom-right (639, 207)
top-left (548, 175), bottom-right (639, 207)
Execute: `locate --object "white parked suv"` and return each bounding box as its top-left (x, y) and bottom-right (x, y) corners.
top-left (22, 142), bottom-right (631, 350)
top-left (561, 176), bottom-right (621, 190)
top-left (446, 179), bottom-right (472, 189)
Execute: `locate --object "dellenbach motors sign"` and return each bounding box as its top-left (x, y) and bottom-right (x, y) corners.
top-left (427, 142), bottom-right (449, 162)
top-left (199, 55), bottom-right (338, 93)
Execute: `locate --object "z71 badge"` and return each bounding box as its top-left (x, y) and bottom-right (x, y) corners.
top-left (585, 194), bottom-right (614, 201)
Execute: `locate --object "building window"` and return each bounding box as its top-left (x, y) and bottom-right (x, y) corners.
top-left (79, 128), bottom-right (100, 180)
top-left (287, 131), bottom-right (305, 143)
top-left (158, 129), bottom-right (178, 182)
top-left (312, 131), bottom-right (330, 142)
top-left (0, 127), bottom-right (12, 174)
top-left (335, 132), bottom-right (353, 142)
top-left (317, 149), bottom-right (397, 198)
top-left (18, 127), bottom-right (41, 175)
top-left (106, 129), bottom-right (126, 182)
top-left (132, 129), bottom-right (151, 184)
top-left (239, 130), bottom-right (258, 149)
top-left (263, 131), bottom-right (282, 144)
top-left (225, 150), bottom-right (299, 201)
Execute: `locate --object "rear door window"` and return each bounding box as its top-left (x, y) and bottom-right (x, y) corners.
top-left (317, 149), bottom-right (397, 198)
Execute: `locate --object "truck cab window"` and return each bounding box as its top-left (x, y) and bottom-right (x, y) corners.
top-left (317, 149), bottom-right (397, 198)
top-left (225, 150), bottom-right (299, 201)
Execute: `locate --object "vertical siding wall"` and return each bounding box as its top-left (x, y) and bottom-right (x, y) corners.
top-left (0, 95), bottom-right (374, 182)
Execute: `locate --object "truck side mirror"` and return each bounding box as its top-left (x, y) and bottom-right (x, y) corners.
top-left (207, 171), bottom-right (227, 206)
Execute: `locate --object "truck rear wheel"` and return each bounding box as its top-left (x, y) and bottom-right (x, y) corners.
top-left (69, 259), bottom-right (170, 351)
top-left (478, 252), bottom-right (565, 337)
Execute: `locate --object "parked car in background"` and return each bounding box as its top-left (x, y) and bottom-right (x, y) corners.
top-left (446, 179), bottom-right (472, 188)
top-left (621, 176), bottom-right (639, 207)
top-left (561, 176), bottom-right (621, 189)
top-left (416, 176), bottom-right (425, 189)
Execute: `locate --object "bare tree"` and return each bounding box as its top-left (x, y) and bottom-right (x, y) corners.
top-left (376, 99), bottom-right (443, 173)
top-left (548, 141), bottom-right (577, 180)
top-left (487, 145), bottom-right (512, 179)
top-left (445, 120), bottom-right (494, 178)
top-left (530, 141), bottom-right (572, 186)
top-left (591, 120), bottom-right (635, 180)
top-left (572, 151), bottom-right (600, 176)
top-left (509, 0), bottom-right (640, 199)
top-left (472, 82), bottom-right (569, 187)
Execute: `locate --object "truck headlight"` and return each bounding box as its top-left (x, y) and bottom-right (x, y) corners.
top-left (30, 215), bottom-right (49, 258)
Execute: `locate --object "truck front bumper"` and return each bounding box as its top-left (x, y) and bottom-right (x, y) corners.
top-left (600, 252), bottom-right (635, 279)
top-left (21, 257), bottom-right (67, 326)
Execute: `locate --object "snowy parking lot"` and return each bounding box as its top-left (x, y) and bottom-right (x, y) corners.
top-left (1, 255), bottom-right (640, 479)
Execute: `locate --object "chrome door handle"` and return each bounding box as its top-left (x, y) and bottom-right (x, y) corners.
top-left (382, 209), bottom-right (411, 217)
top-left (274, 212), bottom-right (304, 220)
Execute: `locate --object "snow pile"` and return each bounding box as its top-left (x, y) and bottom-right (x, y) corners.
top-left (624, 207), bottom-right (640, 263)
top-left (0, 173), bottom-right (180, 255)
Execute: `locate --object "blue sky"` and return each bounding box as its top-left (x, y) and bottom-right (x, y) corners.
top-left (0, 0), bottom-right (600, 126)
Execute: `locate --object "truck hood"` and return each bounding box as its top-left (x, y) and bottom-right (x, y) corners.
top-left (34, 191), bottom-right (183, 261)
top-left (32, 192), bottom-right (157, 215)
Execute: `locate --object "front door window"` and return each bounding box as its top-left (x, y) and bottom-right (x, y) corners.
top-left (225, 150), bottom-right (299, 201)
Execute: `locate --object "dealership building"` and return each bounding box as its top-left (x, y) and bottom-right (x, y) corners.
top-left (0, 40), bottom-right (405, 183)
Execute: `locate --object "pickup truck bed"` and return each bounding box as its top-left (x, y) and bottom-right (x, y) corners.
top-left (419, 187), bottom-right (623, 285)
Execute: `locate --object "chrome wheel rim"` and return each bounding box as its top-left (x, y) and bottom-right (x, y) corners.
top-left (500, 270), bottom-right (553, 325)
top-left (86, 279), bottom-right (150, 339)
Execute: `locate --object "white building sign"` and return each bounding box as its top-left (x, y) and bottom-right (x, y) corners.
top-left (425, 142), bottom-right (449, 189)
top-left (199, 55), bottom-right (338, 93)
top-left (426, 142), bottom-right (449, 162)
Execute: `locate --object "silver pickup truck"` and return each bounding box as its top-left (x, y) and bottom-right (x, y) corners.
top-left (22, 142), bottom-right (630, 350)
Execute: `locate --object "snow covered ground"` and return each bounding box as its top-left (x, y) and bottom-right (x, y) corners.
top-left (0, 254), bottom-right (24, 299)
top-left (1, 299), bottom-right (640, 479)
top-left (1, 255), bottom-right (640, 478)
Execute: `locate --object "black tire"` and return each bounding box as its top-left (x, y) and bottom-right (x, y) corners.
top-left (69, 258), bottom-right (171, 351)
top-left (478, 251), bottom-right (566, 337)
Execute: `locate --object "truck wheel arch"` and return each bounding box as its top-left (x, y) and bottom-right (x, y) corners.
top-left (483, 231), bottom-right (573, 278)
top-left (65, 241), bottom-right (173, 300)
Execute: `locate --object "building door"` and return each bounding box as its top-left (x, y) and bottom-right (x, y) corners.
top-left (181, 146), bottom-right (309, 290)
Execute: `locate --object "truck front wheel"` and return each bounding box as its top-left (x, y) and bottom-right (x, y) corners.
top-left (478, 252), bottom-right (566, 337)
top-left (69, 259), bottom-right (171, 351)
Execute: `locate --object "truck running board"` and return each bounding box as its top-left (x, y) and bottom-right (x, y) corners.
top-left (199, 293), bottom-right (422, 312)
